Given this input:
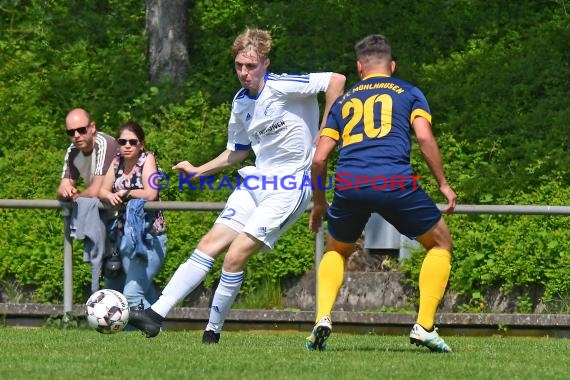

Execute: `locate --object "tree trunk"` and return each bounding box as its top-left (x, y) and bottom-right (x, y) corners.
top-left (146, 0), bottom-right (189, 85)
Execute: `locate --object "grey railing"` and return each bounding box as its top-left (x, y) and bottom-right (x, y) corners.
top-left (1, 199), bottom-right (569, 315)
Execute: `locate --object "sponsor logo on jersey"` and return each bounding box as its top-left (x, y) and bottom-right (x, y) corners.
top-left (264, 101), bottom-right (275, 116)
top-left (253, 119), bottom-right (286, 139)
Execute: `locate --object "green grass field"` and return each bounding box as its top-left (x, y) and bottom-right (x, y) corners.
top-left (1, 327), bottom-right (568, 379)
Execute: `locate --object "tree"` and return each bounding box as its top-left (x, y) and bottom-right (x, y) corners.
top-left (146, 0), bottom-right (190, 85)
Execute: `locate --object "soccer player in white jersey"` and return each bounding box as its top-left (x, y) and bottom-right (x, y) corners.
top-left (129, 28), bottom-right (346, 342)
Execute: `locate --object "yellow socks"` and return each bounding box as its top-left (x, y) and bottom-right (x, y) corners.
top-left (316, 251), bottom-right (345, 322)
top-left (417, 248), bottom-right (451, 330)
top-left (315, 248), bottom-right (450, 328)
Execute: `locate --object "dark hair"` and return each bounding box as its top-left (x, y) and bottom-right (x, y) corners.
top-left (354, 34), bottom-right (392, 61)
top-left (117, 120), bottom-right (145, 142)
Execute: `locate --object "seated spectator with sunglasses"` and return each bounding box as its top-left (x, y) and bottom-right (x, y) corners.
top-left (57, 108), bottom-right (123, 293)
top-left (99, 121), bottom-right (167, 311)
top-left (58, 108), bottom-right (119, 201)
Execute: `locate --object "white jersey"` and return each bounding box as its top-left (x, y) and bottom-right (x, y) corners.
top-left (227, 72), bottom-right (332, 176)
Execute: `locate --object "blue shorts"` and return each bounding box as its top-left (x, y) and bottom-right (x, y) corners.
top-left (327, 185), bottom-right (441, 243)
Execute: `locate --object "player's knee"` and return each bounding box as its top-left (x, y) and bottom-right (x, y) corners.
top-left (429, 232), bottom-right (453, 253)
top-left (222, 254), bottom-right (247, 272)
top-left (417, 229), bottom-right (453, 253)
top-left (326, 238), bottom-right (355, 258)
top-left (197, 231), bottom-right (215, 248)
top-left (434, 229), bottom-right (453, 251)
top-left (436, 241), bottom-right (453, 254)
top-left (197, 228), bottom-right (229, 255)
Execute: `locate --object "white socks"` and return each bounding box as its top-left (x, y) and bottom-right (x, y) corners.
top-left (205, 270), bottom-right (244, 333)
top-left (149, 249), bottom-right (244, 334)
top-left (151, 249), bottom-right (215, 317)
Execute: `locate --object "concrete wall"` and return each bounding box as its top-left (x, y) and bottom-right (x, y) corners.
top-left (283, 271), bottom-right (548, 314)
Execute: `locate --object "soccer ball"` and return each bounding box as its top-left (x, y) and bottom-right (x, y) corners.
top-left (85, 289), bottom-right (130, 334)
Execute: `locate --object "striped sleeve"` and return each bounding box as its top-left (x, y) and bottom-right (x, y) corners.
top-left (61, 144), bottom-right (79, 179)
top-left (409, 87), bottom-right (432, 125)
top-left (320, 127), bottom-right (340, 141)
top-left (226, 92), bottom-right (252, 151)
top-left (94, 133), bottom-right (119, 176)
top-left (267, 72), bottom-right (332, 96)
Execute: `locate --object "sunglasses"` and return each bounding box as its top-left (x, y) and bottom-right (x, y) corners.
top-left (117, 138), bottom-right (140, 146)
top-left (65, 126), bottom-right (89, 137)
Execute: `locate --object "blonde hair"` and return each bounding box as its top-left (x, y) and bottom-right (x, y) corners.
top-left (232, 28), bottom-right (272, 59)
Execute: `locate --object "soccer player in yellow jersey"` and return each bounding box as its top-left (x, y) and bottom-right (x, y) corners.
top-left (307, 34), bottom-right (456, 352)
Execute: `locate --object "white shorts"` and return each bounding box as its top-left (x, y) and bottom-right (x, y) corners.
top-left (214, 172), bottom-right (312, 251)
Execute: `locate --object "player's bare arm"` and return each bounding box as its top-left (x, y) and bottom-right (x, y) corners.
top-left (309, 136), bottom-right (337, 232)
top-left (319, 73), bottom-right (346, 131)
top-left (412, 117), bottom-right (457, 213)
top-left (173, 149), bottom-right (249, 177)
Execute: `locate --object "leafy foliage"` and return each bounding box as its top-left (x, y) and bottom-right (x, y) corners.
top-left (0, 0), bottom-right (568, 310)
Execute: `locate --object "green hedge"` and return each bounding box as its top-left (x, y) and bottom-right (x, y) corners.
top-left (0, 1), bottom-right (568, 309)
